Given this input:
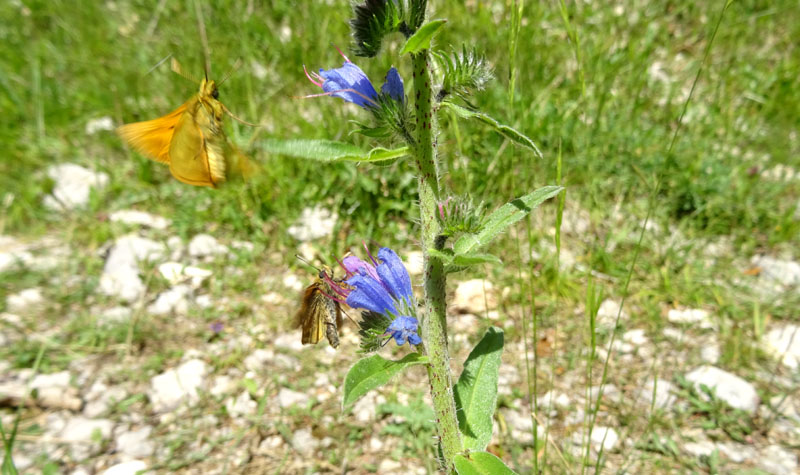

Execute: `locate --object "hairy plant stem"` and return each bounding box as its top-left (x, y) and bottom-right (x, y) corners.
top-left (411, 50), bottom-right (462, 470)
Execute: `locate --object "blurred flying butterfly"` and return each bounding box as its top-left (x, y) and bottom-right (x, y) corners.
top-left (117, 58), bottom-right (255, 187)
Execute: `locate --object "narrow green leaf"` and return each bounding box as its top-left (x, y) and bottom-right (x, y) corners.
top-left (451, 253), bottom-right (502, 267)
top-left (258, 139), bottom-right (408, 163)
top-left (342, 353), bottom-right (428, 408)
top-left (440, 102), bottom-right (543, 157)
top-left (428, 248), bottom-right (454, 265)
top-left (454, 327), bottom-right (504, 451)
top-left (454, 186), bottom-right (563, 256)
top-left (454, 451), bottom-right (517, 475)
top-left (400, 19), bottom-right (447, 55)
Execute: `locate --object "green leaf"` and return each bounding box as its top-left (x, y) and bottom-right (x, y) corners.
top-left (400, 19), bottom-right (447, 55)
top-left (258, 139), bottom-right (408, 163)
top-left (342, 353), bottom-right (428, 408)
top-left (453, 186), bottom-right (563, 256)
top-left (440, 102), bottom-right (543, 157)
top-left (454, 327), bottom-right (504, 451)
top-left (451, 253), bottom-right (502, 267)
top-left (454, 451), bottom-right (517, 475)
top-left (427, 248), bottom-right (455, 264)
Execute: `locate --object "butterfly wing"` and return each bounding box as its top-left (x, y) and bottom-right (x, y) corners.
top-left (167, 104), bottom-right (218, 187)
top-left (117, 104), bottom-right (187, 164)
top-left (296, 283), bottom-right (327, 345)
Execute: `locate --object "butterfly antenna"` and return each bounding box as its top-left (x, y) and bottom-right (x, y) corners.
top-left (295, 254), bottom-right (322, 273)
top-left (146, 54), bottom-right (173, 75)
top-left (192, 0), bottom-right (211, 80)
top-left (218, 58), bottom-right (242, 86)
top-left (171, 58), bottom-right (200, 84)
top-left (221, 102), bottom-right (260, 127)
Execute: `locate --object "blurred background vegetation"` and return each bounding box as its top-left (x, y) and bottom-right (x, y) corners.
top-left (1, 0), bottom-right (799, 472)
top-left (2, 0), bottom-right (797, 251)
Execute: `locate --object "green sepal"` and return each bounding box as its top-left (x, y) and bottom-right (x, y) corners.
top-left (350, 0), bottom-right (406, 57)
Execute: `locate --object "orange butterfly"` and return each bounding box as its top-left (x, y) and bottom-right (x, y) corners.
top-left (118, 59), bottom-right (253, 188)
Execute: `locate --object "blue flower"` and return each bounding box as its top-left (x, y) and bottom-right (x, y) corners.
top-left (304, 49), bottom-right (404, 109)
top-left (386, 316), bottom-right (421, 346)
top-left (331, 245), bottom-right (420, 346)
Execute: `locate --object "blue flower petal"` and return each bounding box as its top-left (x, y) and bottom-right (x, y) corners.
top-left (346, 273), bottom-right (397, 315)
top-left (320, 62), bottom-right (378, 108)
top-left (376, 247), bottom-right (413, 303)
top-left (386, 316), bottom-right (420, 346)
top-left (380, 67), bottom-right (404, 103)
top-left (342, 255), bottom-right (379, 281)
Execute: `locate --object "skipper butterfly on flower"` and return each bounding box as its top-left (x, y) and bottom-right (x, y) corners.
top-left (295, 265), bottom-right (344, 349)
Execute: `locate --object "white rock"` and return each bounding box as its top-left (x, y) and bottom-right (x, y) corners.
top-left (6, 288), bottom-right (45, 314)
top-left (764, 324), bottom-right (800, 369)
top-left (700, 342), bottom-right (721, 364)
top-left (59, 417), bottom-right (114, 453)
top-left (716, 442), bottom-right (757, 464)
top-left (109, 210), bottom-right (170, 229)
top-left (596, 299), bottom-right (628, 328)
top-left (261, 292), bottom-right (287, 305)
top-left (378, 460), bottom-right (403, 472)
top-left (667, 308), bottom-right (713, 329)
top-left (282, 274), bottom-right (304, 292)
top-left (0, 236), bottom-right (33, 272)
top-left (31, 371), bottom-right (71, 390)
top-left (226, 391), bottom-right (256, 417)
top-left (244, 349), bottom-right (275, 372)
top-left (623, 329), bottom-right (648, 346)
top-left (101, 460), bottom-right (148, 475)
top-left (751, 256), bottom-right (800, 287)
top-left (158, 262), bottom-right (212, 286)
top-left (148, 284), bottom-right (192, 315)
top-left (188, 234), bottom-right (228, 257)
top-left (149, 359), bottom-right (208, 412)
top-left (683, 440), bottom-right (716, 458)
top-left (757, 445), bottom-right (798, 475)
top-left (277, 388), bottom-right (310, 408)
top-left (85, 116), bottom-right (115, 135)
top-left (115, 425), bottom-right (155, 458)
top-left (100, 234), bottom-right (165, 302)
top-left (636, 378), bottom-right (677, 410)
top-left (83, 386), bottom-right (127, 418)
top-left (405, 251), bottom-right (424, 276)
top-left (274, 333), bottom-right (304, 352)
top-left (452, 279), bottom-right (497, 314)
top-left (97, 306), bottom-right (132, 327)
top-left (590, 426), bottom-right (619, 453)
top-left (195, 294), bottom-right (212, 308)
top-left (43, 164), bottom-right (109, 210)
top-left (250, 60), bottom-right (269, 80)
top-left (352, 393), bottom-right (383, 423)
top-left (210, 375), bottom-right (237, 397)
top-left (257, 435), bottom-right (284, 454)
top-left (291, 428), bottom-right (317, 456)
top-left (685, 365), bottom-right (759, 413)
top-left (287, 206), bottom-right (337, 242)
top-left (230, 240), bottom-right (255, 253)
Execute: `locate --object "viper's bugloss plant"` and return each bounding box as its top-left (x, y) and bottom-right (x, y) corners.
top-left (264, 0), bottom-right (563, 472)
